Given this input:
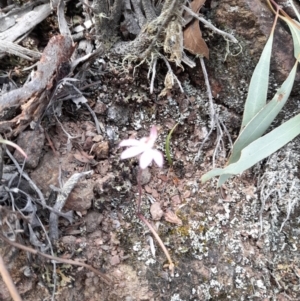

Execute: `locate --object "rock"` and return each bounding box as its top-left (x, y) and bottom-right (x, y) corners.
top-left (93, 172), bottom-right (132, 203)
top-left (30, 152), bottom-right (60, 194)
top-left (109, 254), bottom-right (120, 266)
top-left (61, 235), bottom-right (77, 246)
top-left (93, 173), bottom-right (115, 197)
top-left (150, 202), bottom-right (164, 220)
top-left (30, 150), bottom-right (93, 212)
top-left (93, 101), bottom-right (107, 115)
top-left (64, 179), bottom-right (94, 212)
top-left (84, 212), bottom-right (103, 233)
top-left (214, 0), bottom-right (296, 84)
top-left (203, 0), bottom-right (300, 122)
top-left (107, 105), bottom-right (130, 125)
top-left (61, 235), bottom-right (77, 243)
top-left (92, 141), bottom-right (109, 159)
top-left (14, 128), bottom-right (45, 169)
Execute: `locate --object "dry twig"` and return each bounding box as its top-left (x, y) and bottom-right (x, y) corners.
top-left (0, 3), bottom-right (51, 59)
top-left (0, 233), bottom-right (112, 285)
top-left (49, 170), bottom-right (93, 241)
top-left (0, 254), bottom-right (22, 301)
top-left (183, 5), bottom-right (238, 43)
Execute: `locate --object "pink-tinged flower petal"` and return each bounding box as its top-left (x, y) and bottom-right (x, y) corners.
top-left (119, 139), bottom-right (142, 147)
top-left (149, 126), bottom-right (158, 140)
top-left (121, 146), bottom-right (144, 159)
top-left (119, 126), bottom-right (162, 168)
top-left (152, 149), bottom-right (163, 167)
top-left (139, 149), bottom-right (154, 169)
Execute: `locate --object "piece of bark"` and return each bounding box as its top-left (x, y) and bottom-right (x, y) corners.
top-left (0, 35), bottom-right (75, 135)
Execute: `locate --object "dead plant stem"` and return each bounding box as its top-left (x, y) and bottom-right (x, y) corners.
top-left (148, 55), bottom-right (157, 94)
top-left (6, 149), bottom-right (46, 206)
top-left (136, 168), bottom-right (174, 275)
top-left (137, 168), bottom-right (142, 213)
top-left (0, 254), bottom-right (22, 301)
top-left (137, 213), bottom-right (175, 275)
top-left (194, 57), bottom-right (216, 163)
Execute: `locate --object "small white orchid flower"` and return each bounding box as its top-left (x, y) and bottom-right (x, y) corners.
top-left (119, 126), bottom-right (163, 169)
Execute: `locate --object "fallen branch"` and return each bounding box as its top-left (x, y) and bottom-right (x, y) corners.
top-left (0, 35), bottom-right (74, 111)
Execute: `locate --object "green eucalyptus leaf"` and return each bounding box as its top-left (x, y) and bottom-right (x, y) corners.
top-left (218, 33), bottom-right (274, 186)
top-left (241, 33), bottom-right (274, 128)
top-left (202, 113), bottom-right (300, 185)
top-left (285, 19), bottom-right (300, 60)
top-left (218, 60), bottom-right (298, 186)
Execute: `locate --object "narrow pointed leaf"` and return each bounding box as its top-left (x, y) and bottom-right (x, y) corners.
top-left (218, 60), bottom-right (298, 186)
top-left (219, 32), bottom-right (274, 186)
top-left (202, 113), bottom-right (300, 184)
top-left (165, 122), bottom-right (179, 166)
top-left (241, 33), bottom-right (274, 128)
top-left (285, 19), bottom-right (300, 60)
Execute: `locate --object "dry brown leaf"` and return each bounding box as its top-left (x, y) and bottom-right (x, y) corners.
top-left (183, 0), bottom-right (209, 59)
top-left (164, 210), bottom-right (183, 226)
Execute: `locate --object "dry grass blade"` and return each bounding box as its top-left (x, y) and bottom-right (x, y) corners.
top-left (183, 0), bottom-right (209, 58)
